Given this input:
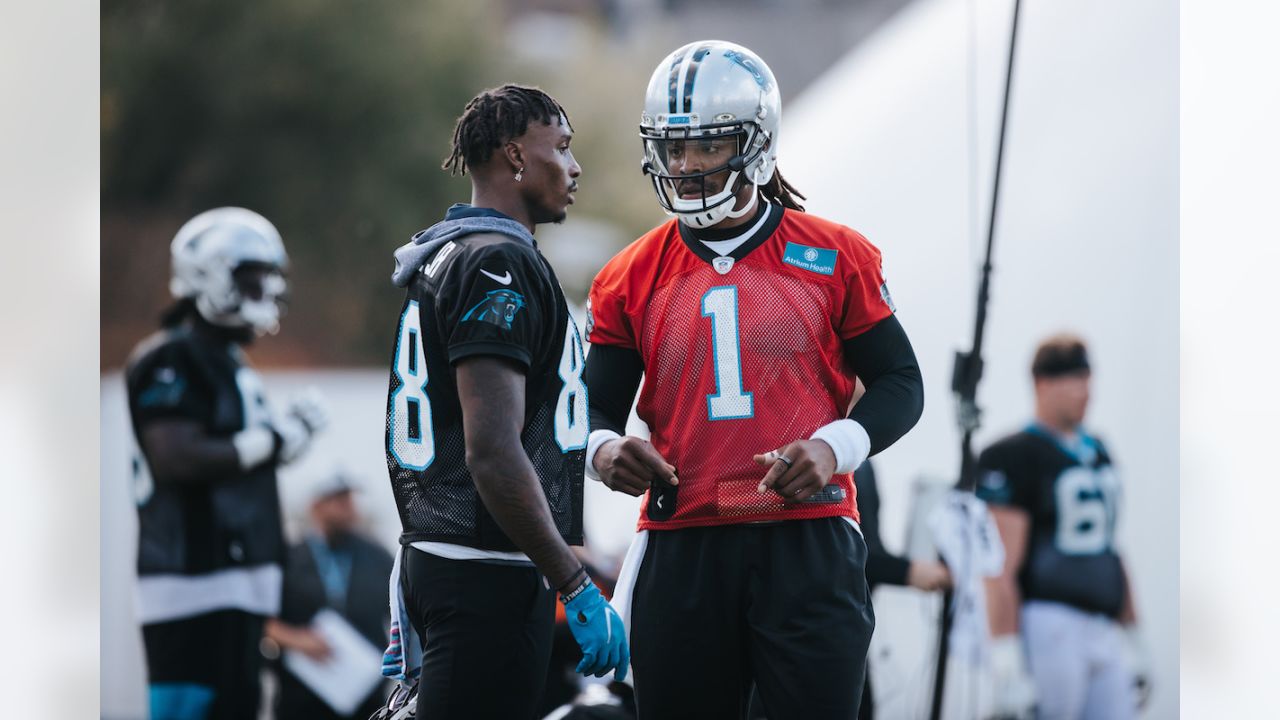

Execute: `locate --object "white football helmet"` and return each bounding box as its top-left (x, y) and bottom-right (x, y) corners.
top-left (640, 40), bottom-right (781, 228)
top-left (170, 207), bottom-right (289, 335)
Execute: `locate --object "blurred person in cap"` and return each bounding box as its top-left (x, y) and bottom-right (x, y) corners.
top-left (584, 41), bottom-right (923, 718)
top-left (976, 334), bottom-right (1150, 719)
top-left (375, 84), bottom-right (626, 720)
top-left (124, 207), bottom-right (329, 719)
top-left (266, 468), bottom-right (394, 720)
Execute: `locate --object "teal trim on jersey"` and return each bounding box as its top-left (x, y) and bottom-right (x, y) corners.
top-left (1024, 422), bottom-right (1099, 465)
top-left (137, 375), bottom-right (187, 408)
top-left (149, 683), bottom-right (214, 720)
top-left (781, 242), bottom-right (838, 275)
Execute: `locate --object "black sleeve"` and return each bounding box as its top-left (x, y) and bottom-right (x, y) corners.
top-left (855, 462), bottom-right (911, 587)
top-left (974, 438), bottom-right (1037, 512)
top-left (435, 241), bottom-right (548, 370)
top-left (843, 314), bottom-right (924, 456)
top-left (126, 340), bottom-right (213, 427)
top-left (584, 343), bottom-right (644, 435)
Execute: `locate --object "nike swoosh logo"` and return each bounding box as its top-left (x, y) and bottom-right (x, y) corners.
top-left (480, 268), bottom-right (512, 285)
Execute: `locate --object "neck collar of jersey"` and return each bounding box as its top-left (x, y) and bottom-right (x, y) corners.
top-left (678, 202), bottom-right (784, 266)
top-left (445, 203), bottom-right (522, 225)
top-left (1025, 422), bottom-right (1098, 464)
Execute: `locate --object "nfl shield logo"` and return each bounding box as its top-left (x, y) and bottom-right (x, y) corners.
top-left (713, 256), bottom-right (734, 274)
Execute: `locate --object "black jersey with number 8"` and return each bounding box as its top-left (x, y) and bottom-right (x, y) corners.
top-left (385, 231), bottom-right (586, 551)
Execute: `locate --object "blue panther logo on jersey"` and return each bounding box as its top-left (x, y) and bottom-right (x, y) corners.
top-left (462, 289), bottom-right (527, 330)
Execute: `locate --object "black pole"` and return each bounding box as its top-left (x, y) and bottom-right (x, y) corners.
top-left (929, 0), bottom-right (1022, 718)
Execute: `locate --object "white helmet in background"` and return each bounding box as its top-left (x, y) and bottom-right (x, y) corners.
top-left (640, 40), bottom-right (781, 228)
top-left (170, 207), bottom-right (289, 335)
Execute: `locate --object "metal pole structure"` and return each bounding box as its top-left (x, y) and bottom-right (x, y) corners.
top-left (929, 0), bottom-right (1023, 717)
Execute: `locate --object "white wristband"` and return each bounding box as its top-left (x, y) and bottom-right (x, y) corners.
top-left (585, 429), bottom-right (622, 481)
top-left (232, 426), bottom-right (276, 470)
top-left (810, 419), bottom-right (871, 474)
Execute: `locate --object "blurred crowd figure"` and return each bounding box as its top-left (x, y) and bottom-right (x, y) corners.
top-left (126, 208), bottom-right (328, 720)
top-left (266, 470), bottom-right (393, 720)
top-left (976, 334), bottom-right (1150, 719)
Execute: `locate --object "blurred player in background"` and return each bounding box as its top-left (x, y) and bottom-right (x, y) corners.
top-left (267, 468), bottom-right (394, 720)
top-left (585, 41), bottom-right (924, 719)
top-left (378, 85), bottom-right (626, 719)
top-left (125, 207), bottom-right (329, 720)
top-left (854, 460), bottom-right (951, 719)
top-left (977, 334), bottom-right (1149, 719)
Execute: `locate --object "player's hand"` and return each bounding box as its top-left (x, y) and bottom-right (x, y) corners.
top-left (753, 440), bottom-right (837, 502)
top-left (593, 436), bottom-right (677, 497)
top-left (1124, 626), bottom-right (1153, 710)
top-left (989, 635), bottom-right (1037, 719)
top-left (562, 579), bottom-right (630, 680)
top-left (294, 628), bottom-right (333, 662)
top-left (907, 560), bottom-right (953, 592)
top-left (287, 386), bottom-right (330, 435)
top-left (276, 387), bottom-right (330, 464)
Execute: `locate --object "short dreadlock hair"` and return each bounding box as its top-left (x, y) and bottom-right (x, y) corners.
top-left (442, 84), bottom-right (572, 176)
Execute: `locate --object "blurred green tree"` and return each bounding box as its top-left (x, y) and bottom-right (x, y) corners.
top-left (102, 0), bottom-right (511, 366)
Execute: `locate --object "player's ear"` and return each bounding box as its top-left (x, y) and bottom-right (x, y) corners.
top-left (502, 141), bottom-right (525, 175)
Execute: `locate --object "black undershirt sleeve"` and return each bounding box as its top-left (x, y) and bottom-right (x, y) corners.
top-left (843, 314), bottom-right (925, 457)
top-left (584, 343), bottom-right (645, 435)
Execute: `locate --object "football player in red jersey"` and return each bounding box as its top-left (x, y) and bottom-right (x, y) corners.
top-left (582, 40), bottom-right (925, 719)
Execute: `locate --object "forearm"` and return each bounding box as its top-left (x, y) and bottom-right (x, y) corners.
top-left (866, 552), bottom-right (911, 587)
top-left (141, 422), bottom-right (247, 484)
top-left (264, 618), bottom-right (305, 648)
top-left (467, 447), bottom-right (582, 589)
top-left (843, 315), bottom-right (925, 455)
top-left (584, 343), bottom-right (643, 436)
top-left (457, 355), bottom-right (583, 590)
top-left (985, 575), bottom-right (1022, 635)
top-left (1119, 558), bottom-right (1138, 625)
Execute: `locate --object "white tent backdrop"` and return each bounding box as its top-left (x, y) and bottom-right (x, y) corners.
top-left (784, 0), bottom-right (1176, 717)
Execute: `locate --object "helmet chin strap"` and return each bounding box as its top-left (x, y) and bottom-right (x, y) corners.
top-left (722, 185), bottom-right (759, 219)
top-left (670, 170), bottom-right (759, 228)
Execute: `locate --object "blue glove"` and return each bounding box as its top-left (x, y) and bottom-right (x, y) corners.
top-left (562, 578), bottom-right (629, 680)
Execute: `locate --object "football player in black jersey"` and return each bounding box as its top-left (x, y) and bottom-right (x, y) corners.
top-left (977, 334), bottom-right (1149, 719)
top-left (376, 85), bottom-right (626, 720)
top-left (125, 207), bottom-right (329, 720)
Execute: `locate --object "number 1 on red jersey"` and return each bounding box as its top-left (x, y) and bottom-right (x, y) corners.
top-left (701, 286), bottom-right (754, 420)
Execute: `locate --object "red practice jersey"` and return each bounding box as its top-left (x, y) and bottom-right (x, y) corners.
top-left (587, 205), bottom-right (894, 530)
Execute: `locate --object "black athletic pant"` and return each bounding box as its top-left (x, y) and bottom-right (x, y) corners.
top-left (401, 548), bottom-right (556, 720)
top-left (143, 609), bottom-right (266, 720)
top-left (631, 517), bottom-right (874, 720)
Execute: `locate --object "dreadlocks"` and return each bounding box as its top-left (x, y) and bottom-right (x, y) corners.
top-left (442, 84), bottom-right (572, 176)
top-left (758, 167), bottom-right (806, 212)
